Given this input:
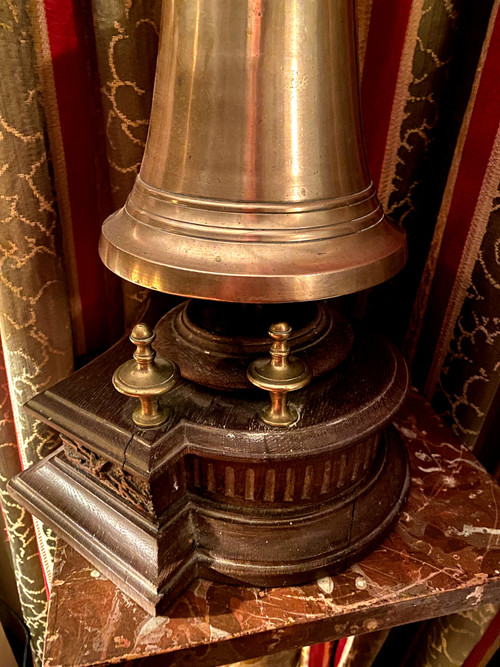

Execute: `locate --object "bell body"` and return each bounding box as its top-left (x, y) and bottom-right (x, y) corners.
top-left (100, 0), bottom-right (406, 302)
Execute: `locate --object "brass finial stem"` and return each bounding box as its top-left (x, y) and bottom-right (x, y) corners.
top-left (138, 395), bottom-right (160, 420)
top-left (269, 323), bottom-right (290, 368)
top-left (267, 391), bottom-right (293, 426)
top-left (113, 323), bottom-right (179, 428)
top-left (247, 322), bottom-right (312, 427)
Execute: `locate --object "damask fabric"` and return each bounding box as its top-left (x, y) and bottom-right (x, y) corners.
top-left (0, 1), bottom-right (499, 666)
top-left (404, 606), bottom-right (499, 667)
top-left (0, 1), bottom-right (74, 661)
top-left (0, 348), bottom-right (49, 661)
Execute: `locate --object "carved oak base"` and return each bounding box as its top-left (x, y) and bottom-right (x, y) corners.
top-left (10, 428), bottom-right (408, 614)
top-left (8, 304), bottom-right (410, 615)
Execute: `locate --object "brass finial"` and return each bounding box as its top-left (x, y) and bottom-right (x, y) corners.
top-left (247, 322), bottom-right (312, 427)
top-left (113, 323), bottom-right (179, 428)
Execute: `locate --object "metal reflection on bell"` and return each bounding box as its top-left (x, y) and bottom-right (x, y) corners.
top-left (99, 0), bottom-right (406, 303)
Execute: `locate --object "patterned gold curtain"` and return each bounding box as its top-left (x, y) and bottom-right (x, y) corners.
top-left (0, 0), bottom-right (499, 665)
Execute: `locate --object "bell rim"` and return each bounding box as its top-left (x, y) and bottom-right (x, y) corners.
top-left (99, 210), bottom-right (407, 303)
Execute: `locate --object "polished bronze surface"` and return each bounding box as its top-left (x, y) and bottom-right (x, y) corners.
top-left (112, 323), bottom-right (178, 427)
top-left (247, 322), bottom-right (312, 426)
top-left (100, 0), bottom-right (406, 302)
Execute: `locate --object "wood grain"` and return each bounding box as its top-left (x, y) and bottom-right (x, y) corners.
top-left (9, 301), bottom-right (410, 614)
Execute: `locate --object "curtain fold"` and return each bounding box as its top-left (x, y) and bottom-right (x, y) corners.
top-left (0, 2), bottom-right (76, 661)
top-left (0, 345), bottom-right (48, 661)
top-left (426, 0), bottom-right (500, 450)
top-left (90, 0), bottom-right (161, 327)
top-left (405, 606), bottom-right (499, 667)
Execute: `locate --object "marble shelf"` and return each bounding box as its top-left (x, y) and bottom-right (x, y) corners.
top-left (43, 391), bottom-right (500, 667)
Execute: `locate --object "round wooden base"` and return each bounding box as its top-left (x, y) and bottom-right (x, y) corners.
top-left (197, 427), bottom-right (409, 587)
top-left (8, 307), bottom-right (411, 614)
top-left (157, 299), bottom-right (354, 389)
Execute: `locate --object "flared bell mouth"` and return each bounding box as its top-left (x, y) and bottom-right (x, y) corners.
top-left (99, 191), bottom-right (406, 303)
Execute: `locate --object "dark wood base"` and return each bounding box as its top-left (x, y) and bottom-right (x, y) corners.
top-left (42, 391), bottom-right (500, 667)
top-left (8, 303), bottom-right (410, 615)
top-left (9, 428), bottom-right (408, 614)
top-left (159, 299), bottom-right (354, 389)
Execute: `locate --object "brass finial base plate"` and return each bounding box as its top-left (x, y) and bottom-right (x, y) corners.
top-left (247, 322), bottom-right (312, 427)
top-left (260, 403), bottom-right (299, 427)
top-left (112, 323), bottom-right (178, 428)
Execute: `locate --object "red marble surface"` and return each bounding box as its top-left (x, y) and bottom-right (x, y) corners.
top-left (43, 391), bottom-right (500, 667)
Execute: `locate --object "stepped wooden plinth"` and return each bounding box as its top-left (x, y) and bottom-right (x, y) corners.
top-left (42, 391), bottom-right (500, 667)
top-left (8, 301), bottom-right (409, 614)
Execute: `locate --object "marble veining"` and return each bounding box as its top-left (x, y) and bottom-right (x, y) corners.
top-left (43, 391), bottom-right (500, 667)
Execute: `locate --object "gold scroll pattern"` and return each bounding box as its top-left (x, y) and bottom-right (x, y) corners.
top-left (0, 2), bottom-right (74, 663)
top-left (0, 347), bottom-right (48, 663)
top-left (362, 0), bottom-right (492, 346)
top-left (405, 604), bottom-right (498, 667)
top-left (433, 182), bottom-right (500, 449)
top-left (91, 0), bottom-right (162, 326)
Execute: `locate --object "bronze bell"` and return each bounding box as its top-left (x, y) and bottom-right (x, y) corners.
top-left (99, 0), bottom-right (406, 303)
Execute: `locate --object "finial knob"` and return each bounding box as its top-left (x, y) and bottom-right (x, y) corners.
top-left (113, 323), bottom-right (179, 428)
top-left (247, 322), bottom-right (312, 427)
